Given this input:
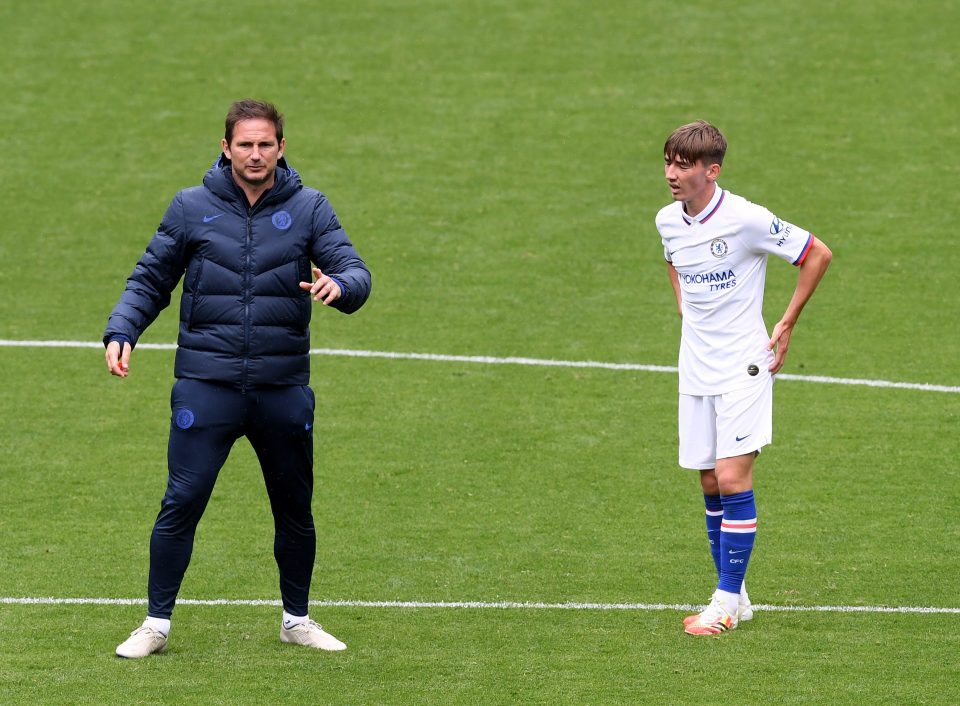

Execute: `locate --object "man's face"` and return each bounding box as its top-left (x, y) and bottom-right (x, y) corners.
top-left (664, 155), bottom-right (718, 205)
top-left (222, 118), bottom-right (285, 190)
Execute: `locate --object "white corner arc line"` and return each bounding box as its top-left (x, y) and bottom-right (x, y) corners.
top-left (1, 339), bottom-right (958, 394)
top-left (2, 596), bottom-right (959, 615)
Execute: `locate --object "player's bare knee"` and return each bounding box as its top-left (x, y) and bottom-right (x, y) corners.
top-left (699, 469), bottom-right (720, 495)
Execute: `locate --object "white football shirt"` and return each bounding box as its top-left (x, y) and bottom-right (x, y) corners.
top-left (656, 185), bottom-right (813, 395)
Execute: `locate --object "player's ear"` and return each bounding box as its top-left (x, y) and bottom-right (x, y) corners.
top-left (221, 138), bottom-right (231, 160)
top-left (706, 162), bottom-right (721, 181)
top-left (278, 137), bottom-right (286, 160)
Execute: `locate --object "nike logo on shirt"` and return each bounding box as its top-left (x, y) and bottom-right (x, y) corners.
top-left (203, 213), bottom-right (224, 223)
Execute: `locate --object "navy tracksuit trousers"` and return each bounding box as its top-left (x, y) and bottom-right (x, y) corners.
top-left (148, 378), bottom-right (317, 619)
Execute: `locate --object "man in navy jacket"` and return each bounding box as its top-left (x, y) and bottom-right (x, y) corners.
top-left (104, 99), bottom-right (371, 658)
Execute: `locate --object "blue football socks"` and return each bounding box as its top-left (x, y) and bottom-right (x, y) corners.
top-left (717, 490), bottom-right (757, 596)
top-left (703, 494), bottom-right (723, 577)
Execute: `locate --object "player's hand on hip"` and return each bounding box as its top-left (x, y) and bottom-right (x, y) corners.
top-left (299, 266), bottom-right (342, 305)
top-left (105, 340), bottom-right (132, 378)
top-left (766, 320), bottom-right (794, 374)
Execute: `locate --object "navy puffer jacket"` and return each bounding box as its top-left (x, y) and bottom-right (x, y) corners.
top-left (104, 156), bottom-right (371, 389)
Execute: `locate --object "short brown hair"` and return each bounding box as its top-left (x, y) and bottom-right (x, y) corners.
top-left (664, 120), bottom-right (726, 166)
top-left (224, 99), bottom-right (284, 144)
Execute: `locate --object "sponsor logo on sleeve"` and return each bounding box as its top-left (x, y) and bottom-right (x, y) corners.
top-left (771, 216), bottom-right (794, 247)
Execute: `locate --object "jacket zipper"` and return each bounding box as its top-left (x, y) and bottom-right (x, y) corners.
top-left (242, 213), bottom-right (252, 391)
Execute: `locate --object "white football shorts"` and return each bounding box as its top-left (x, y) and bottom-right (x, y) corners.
top-left (677, 378), bottom-right (773, 470)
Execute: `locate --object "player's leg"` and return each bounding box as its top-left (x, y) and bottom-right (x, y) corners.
top-left (696, 456), bottom-right (752, 621)
top-left (714, 376), bottom-right (772, 611)
top-left (713, 451), bottom-right (757, 614)
top-left (247, 385), bottom-right (345, 651)
top-left (684, 451), bottom-right (756, 635)
top-left (678, 395), bottom-right (721, 579)
top-left (684, 381), bottom-right (771, 635)
top-left (677, 395), bottom-right (727, 630)
top-left (118, 379), bottom-right (242, 658)
top-left (686, 380), bottom-right (771, 635)
top-left (698, 469), bottom-right (723, 578)
top-left (683, 469), bottom-right (753, 627)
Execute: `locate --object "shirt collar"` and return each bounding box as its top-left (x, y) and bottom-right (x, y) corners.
top-left (681, 185), bottom-right (725, 225)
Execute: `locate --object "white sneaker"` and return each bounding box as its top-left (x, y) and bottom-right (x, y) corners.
top-left (684, 594), bottom-right (738, 636)
top-left (116, 626), bottom-right (168, 658)
top-left (280, 620), bottom-right (347, 651)
top-left (684, 585), bottom-right (753, 626)
top-left (738, 585), bottom-right (754, 622)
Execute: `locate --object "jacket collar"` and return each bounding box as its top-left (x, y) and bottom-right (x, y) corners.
top-left (203, 154), bottom-right (301, 207)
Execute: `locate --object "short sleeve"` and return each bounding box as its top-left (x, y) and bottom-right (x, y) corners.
top-left (740, 204), bottom-right (813, 266)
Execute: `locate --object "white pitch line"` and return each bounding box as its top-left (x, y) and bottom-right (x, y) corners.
top-left (2, 596), bottom-right (959, 615)
top-left (1, 339), bottom-right (959, 394)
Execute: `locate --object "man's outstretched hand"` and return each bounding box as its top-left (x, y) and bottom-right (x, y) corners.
top-left (299, 267), bottom-right (342, 305)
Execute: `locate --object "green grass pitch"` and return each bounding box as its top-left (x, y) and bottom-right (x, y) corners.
top-left (1, 0), bottom-right (959, 704)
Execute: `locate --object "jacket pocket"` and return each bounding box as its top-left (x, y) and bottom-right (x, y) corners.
top-left (297, 256), bottom-right (311, 287)
top-left (187, 257), bottom-right (205, 331)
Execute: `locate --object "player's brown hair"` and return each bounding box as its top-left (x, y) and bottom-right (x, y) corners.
top-left (224, 99), bottom-right (284, 144)
top-left (664, 120), bottom-right (726, 167)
